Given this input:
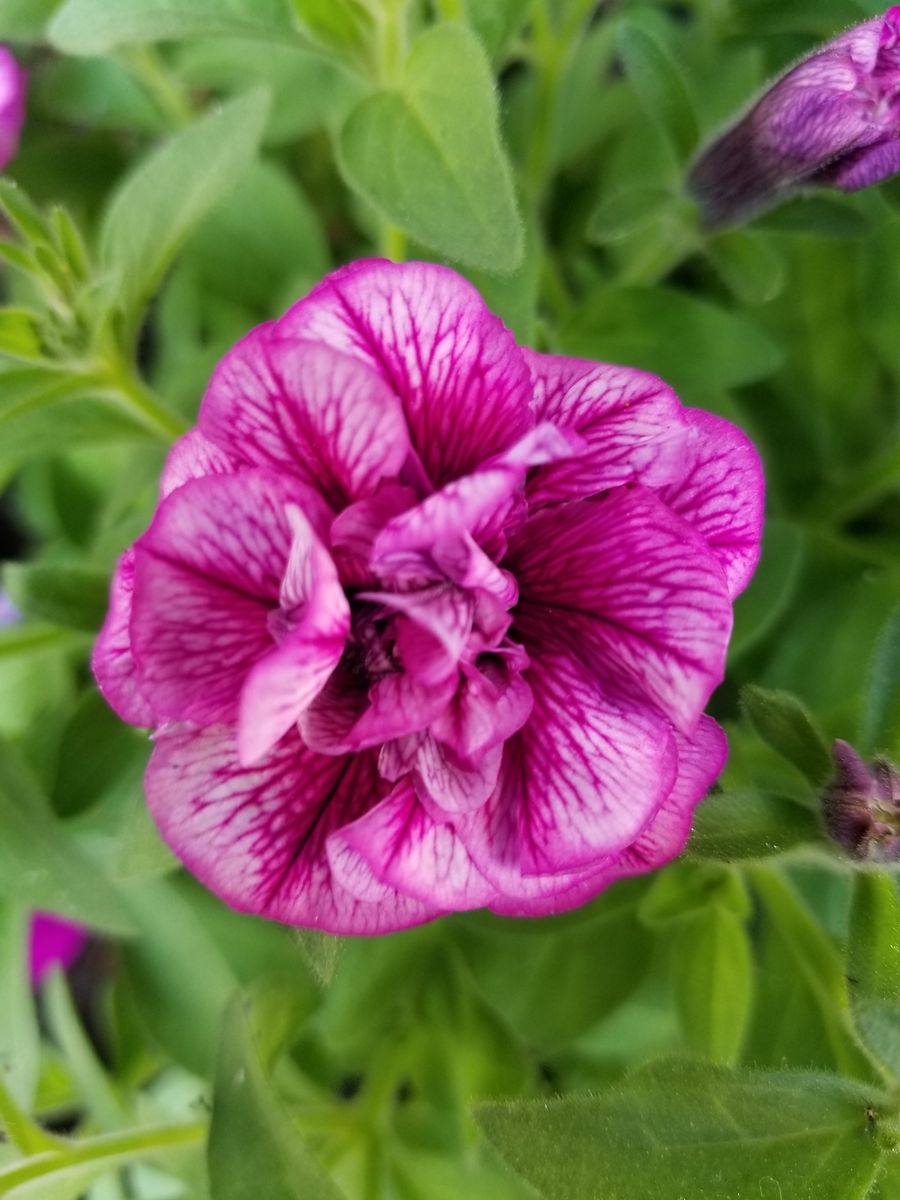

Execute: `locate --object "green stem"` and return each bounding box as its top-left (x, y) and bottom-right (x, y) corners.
top-left (125, 47), bottom-right (194, 128)
top-left (101, 362), bottom-right (189, 442)
top-left (0, 1121), bottom-right (206, 1191)
top-left (0, 1078), bottom-right (59, 1156)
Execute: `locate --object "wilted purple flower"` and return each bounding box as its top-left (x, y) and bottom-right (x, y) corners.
top-left (29, 912), bottom-right (87, 986)
top-left (93, 260), bottom-right (763, 933)
top-left (689, 6), bottom-right (900, 227)
top-left (823, 739), bottom-right (900, 862)
top-left (0, 46), bottom-right (25, 171)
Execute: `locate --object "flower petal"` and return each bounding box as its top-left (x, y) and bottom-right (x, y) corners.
top-left (92, 550), bottom-right (154, 726)
top-left (657, 409), bottom-right (764, 599)
top-left (131, 470), bottom-right (310, 726)
top-left (524, 349), bottom-right (690, 504)
top-left (278, 259), bottom-right (534, 486)
top-left (511, 486), bottom-right (733, 733)
top-left (459, 644), bottom-right (677, 876)
top-left (200, 326), bottom-right (411, 509)
top-left (430, 658), bottom-right (533, 764)
top-left (331, 778), bottom-right (497, 910)
top-left (146, 726), bottom-right (438, 934)
top-left (237, 505), bottom-right (349, 766)
top-left (485, 716), bottom-right (727, 916)
top-left (160, 430), bottom-right (240, 498)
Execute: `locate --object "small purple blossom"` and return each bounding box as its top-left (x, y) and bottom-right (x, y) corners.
top-left (92, 260), bottom-right (763, 933)
top-left (689, 6), bottom-right (900, 227)
top-left (29, 912), bottom-right (87, 986)
top-left (0, 45), bottom-right (25, 171)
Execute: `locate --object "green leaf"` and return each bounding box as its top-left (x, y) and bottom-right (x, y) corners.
top-left (0, 310), bottom-right (44, 362)
top-left (0, 367), bottom-right (156, 471)
top-left (120, 877), bottom-right (239, 1075)
top-left (455, 880), bottom-right (652, 1047)
top-left (339, 23), bottom-right (523, 272)
top-left (2, 562), bottom-right (110, 633)
top-left (558, 287), bottom-right (782, 392)
top-left (640, 863), bottom-right (751, 925)
top-left (99, 88), bottom-right (270, 323)
top-left (847, 873), bottom-right (900, 1077)
top-left (0, 738), bottom-right (134, 936)
top-left (670, 904), bottom-right (754, 1064)
top-left (0, 0), bottom-right (60, 41)
top-left (731, 518), bottom-right (807, 658)
top-left (0, 902), bottom-right (40, 1108)
top-left (587, 185), bottom-right (673, 244)
top-left (51, 690), bottom-right (148, 819)
top-left (209, 989), bottom-right (342, 1200)
top-left (741, 685), bottom-right (832, 785)
top-left (860, 607), bottom-right (900, 757)
top-left (185, 160), bottom-right (329, 311)
top-left (477, 1062), bottom-right (885, 1200)
top-left (291, 0), bottom-right (372, 58)
top-left (745, 868), bottom-right (874, 1078)
top-left (391, 1144), bottom-right (534, 1200)
top-left (687, 789), bottom-right (822, 861)
top-left (615, 22), bottom-right (698, 161)
top-left (705, 230), bottom-right (786, 306)
top-left (34, 57), bottom-right (167, 136)
top-left (462, 0), bottom-right (530, 61)
top-left (48, 0), bottom-right (297, 53)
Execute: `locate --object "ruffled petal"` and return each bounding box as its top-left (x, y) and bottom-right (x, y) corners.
top-left (200, 326), bottom-right (411, 509)
top-left (463, 716), bottom-right (726, 917)
top-left (237, 505), bottom-right (349, 766)
top-left (160, 430), bottom-right (241, 498)
top-left (524, 349), bottom-right (690, 504)
top-left (657, 409), bottom-right (764, 600)
top-left (131, 470), bottom-right (312, 726)
top-left (277, 259), bottom-right (534, 486)
top-left (91, 550), bottom-right (154, 726)
top-left (459, 643), bottom-right (677, 876)
top-left (146, 726), bottom-right (438, 934)
top-left (511, 486), bottom-right (733, 734)
top-left (330, 778), bottom-right (497, 910)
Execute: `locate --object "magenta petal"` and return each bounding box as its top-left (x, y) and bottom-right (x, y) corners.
top-left (299, 665), bottom-right (456, 756)
top-left (524, 350), bottom-right (690, 504)
top-left (277, 260), bottom-right (534, 486)
top-left (431, 658), bottom-right (533, 764)
top-left (331, 779), bottom-right (497, 910)
top-left (512, 487), bottom-right (733, 733)
top-left (658, 409), bottom-right (764, 600)
top-left (413, 734), bottom-right (503, 816)
top-left (458, 646), bottom-right (677, 877)
top-left (0, 47), bottom-right (26, 172)
top-left (146, 727), bottom-right (438, 934)
top-left (200, 327), bottom-right (411, 509)
top-left (131, 471), bottom-right (311, 726)
top-left (92, 551), bottom-right (154, 726)
top-left (29, 912), bottom-right (87, 987)
top-left (237, 506), bottom-right (349, 765)
top-left (827, 137), bottom-right (900, 189)
top-left (160, 430), bottom-right (241, 498)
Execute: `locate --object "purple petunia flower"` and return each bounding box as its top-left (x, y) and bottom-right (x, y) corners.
top-left (92, 260), bottom-right (763, 933)
top-left (689, 6), bottom-right (900, 227)
top-left (0, 45), bottom-right (25, 171)
top-left (29, 912), bottom-right (87, 986)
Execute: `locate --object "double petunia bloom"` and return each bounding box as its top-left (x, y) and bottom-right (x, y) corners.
top-left (690, 6), bottom-right (900, 227)
top-left (94, 260), bottom-right (763, 933)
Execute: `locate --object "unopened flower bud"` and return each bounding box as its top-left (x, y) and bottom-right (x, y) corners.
top-left (689, 6), bottom-right (900, 228)
top-left (822, 739), bottom-right (900, 862)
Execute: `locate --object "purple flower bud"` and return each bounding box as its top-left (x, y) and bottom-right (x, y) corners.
top-left (689, 7), bottom-right (900, 228)
top-left (0, 45), bottom-right (25, 172)
top-left (822, 739), bottom-right (900, 862)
